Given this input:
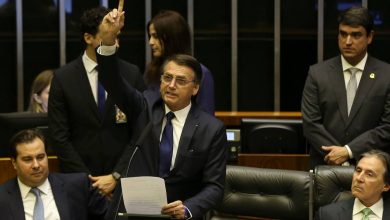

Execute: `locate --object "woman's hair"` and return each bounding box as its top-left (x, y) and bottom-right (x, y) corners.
top-left (145, 10), bottom-right (191, 85)
top-left (28, 69), bottom-right (54, 113)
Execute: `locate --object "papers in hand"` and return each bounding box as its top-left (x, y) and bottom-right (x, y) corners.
top-left (121, 176), bottom-right (167, 215)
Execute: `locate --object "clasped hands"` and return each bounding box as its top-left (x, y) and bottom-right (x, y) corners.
top-left (322, 145), bottom-right (349, 165)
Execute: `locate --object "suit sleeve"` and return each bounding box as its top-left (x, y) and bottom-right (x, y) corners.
top-left (183, 123), bottom-right (227, 218)
top-left (48, 73), bottom-right (90, 173)
top-left (301, 67), bottom-right (342, 156)
top-left (96, 51), bottom-right (144, 119)
top-left (347, 85), bottom-right (390, 157)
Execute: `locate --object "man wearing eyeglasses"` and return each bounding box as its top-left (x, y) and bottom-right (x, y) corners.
top-left (95, 7), bottom-right (227, 220)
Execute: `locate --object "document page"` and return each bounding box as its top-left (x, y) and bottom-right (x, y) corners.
top-left (121, 176), bottom-right (167, 215)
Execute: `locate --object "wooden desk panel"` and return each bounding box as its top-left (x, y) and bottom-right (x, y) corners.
top-left (237, 153), bottom-right (309, 171)
top-left (216, 111), bottom-right (302, 127)
top-left (0, 156), bottom-right (59, 184)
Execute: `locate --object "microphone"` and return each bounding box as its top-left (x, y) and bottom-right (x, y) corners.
top-left (113, 121), bottom-right (153, 220)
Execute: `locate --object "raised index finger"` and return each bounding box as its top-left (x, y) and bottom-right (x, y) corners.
top-left (118, 0), bottom-right (124, 12)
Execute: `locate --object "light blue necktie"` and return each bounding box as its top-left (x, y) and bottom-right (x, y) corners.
top-left (31, 187), bottom-right (44, 220)
top-left (159, 112), bottom-right (175, 177)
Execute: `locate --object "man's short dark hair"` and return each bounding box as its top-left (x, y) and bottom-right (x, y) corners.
top-left (338, 6), bottom-right (374, 35)
top-left (80, 6), bottom-right (110, 43)
top-left (161, 54), bottom-right (203, 84)
top-left (359, 149), bottom-right (390, 185)
top-left (9, 129), bottom-right (45, 159)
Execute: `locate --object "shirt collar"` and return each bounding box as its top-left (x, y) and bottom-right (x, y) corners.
top-left (164, 102), bottom-right (192, 124)
top-left (341, 53), bottom-right (368, 72)
top-left (17, 177), bottom-right (50, 199)
top-left (353, 197), bottom-right (383, 218)
top-left (82, 51), bottom-right (98, 74)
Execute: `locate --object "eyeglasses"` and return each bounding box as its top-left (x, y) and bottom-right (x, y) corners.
top-left (161, 73), bottom-right (195, 86)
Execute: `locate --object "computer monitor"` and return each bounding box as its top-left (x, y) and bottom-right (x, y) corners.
top-left (0, 112), bottom-right (48, 157)
top-left (240, 118), bottom-right (306, 154)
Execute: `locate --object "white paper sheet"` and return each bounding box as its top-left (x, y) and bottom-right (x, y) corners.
top-left (120, 176), bottom-right (167, 215)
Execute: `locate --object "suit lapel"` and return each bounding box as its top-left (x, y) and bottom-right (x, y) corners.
top-left (338, 199), bottom-right (354, 220)
top-left (50, 174), bottom-right (71, 220)
top-left (328, 57), bottom-right (349, 124)
top-left (346, 56), bottom-right (377, 127)
top-left (150, 103), bottom-right (165, 174)
top-left (172, 106), bottom-right (199, 171)
top-left (7, 179), bottom-right (25, 220)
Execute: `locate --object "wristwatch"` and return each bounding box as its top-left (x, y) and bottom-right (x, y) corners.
top-left (112, 172), bottom-right (121, 181)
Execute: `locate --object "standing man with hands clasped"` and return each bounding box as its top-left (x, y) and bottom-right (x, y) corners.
top-left (96, 3), bottom-right (227, 220)
top-left (302, 6), bottom-right (390, 169)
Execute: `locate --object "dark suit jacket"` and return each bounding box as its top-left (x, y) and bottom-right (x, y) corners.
top-left (316, 198), bottom-right (390, 220)
top-left (48, 56), bottom-right (145, 175)
top-left (0, 173), bottom-right (107, 220)
top-left (301, 55), bottom-right (390, 168)
top-left (97, 52), bottom-right (227, 220)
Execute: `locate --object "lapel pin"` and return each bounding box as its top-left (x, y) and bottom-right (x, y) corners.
top-left (370, 73), bottom-right (375, 79)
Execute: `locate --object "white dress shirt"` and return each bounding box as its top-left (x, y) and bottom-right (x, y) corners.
top-left (82, 51), bottom-right (106, 104)
top-left (18, 178), bottom-right (60, 220)
top-left (352, 198), bottom-right (383, 220)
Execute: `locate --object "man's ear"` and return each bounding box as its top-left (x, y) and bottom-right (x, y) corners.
top-left (11, 158), bottom-right (17, 170)
top-left (383, 183), bottom-right (390, 192)
top-left (84, 33), bottom-right (93, 45)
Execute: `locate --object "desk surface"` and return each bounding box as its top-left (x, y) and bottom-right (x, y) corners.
top-left (215, 111), bottom-right (302, 127)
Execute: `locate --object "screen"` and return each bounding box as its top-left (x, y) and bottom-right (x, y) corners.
top-left (226, 131), bottom-right (235, 141)
top-left (240, 118), bottom-right (306, 154)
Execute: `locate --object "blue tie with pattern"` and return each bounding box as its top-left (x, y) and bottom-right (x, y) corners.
top-left (159, 112), bottom-right (175, 177)
top-left (31, 187), bottom-right (44, 220)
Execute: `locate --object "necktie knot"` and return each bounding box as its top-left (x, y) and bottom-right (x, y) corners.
top-left (348, 67), bottom-right (359, 76)
top-left (166, 112), bottom-right (175, 122)
top-left (30, 187), bottom-right (40, 196)
top-left (361, 207), bottom-right (373, 220)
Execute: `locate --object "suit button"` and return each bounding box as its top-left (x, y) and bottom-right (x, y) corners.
top-left (345, 132), bottom-right (350, 136)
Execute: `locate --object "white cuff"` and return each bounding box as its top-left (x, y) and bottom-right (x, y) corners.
top-left (344, 145), bottom-right (353, 159)
top-left (97, 44), bottom-right (117, 56)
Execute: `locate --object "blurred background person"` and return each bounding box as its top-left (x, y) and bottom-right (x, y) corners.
top-left (28, 69), bottom-right (54, 113)
top-left (145, 10), bottom-right (215, 115)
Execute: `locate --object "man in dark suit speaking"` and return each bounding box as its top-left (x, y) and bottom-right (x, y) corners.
top-left (0, 129), bottom-right (107, 220)
top-left (302, 6), bottom-right (390, 169)
top-left (97, 8), bottom-right (227, 220)
top-left (316, 150), bottom-right (390, 219)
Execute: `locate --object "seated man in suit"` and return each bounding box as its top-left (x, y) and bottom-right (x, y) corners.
top-left (96, 7), bottom-right (227, 220)
top-left (316, 149), bottom-right (390, 219)
top-left (0, 129), bottom-right (107, 220)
